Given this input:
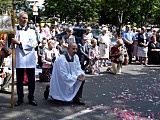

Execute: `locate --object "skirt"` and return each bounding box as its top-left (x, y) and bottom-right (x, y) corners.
top-left (41, 68), bottom-right (52, 82)
top-left (137, 46), bottom-right (148, 57)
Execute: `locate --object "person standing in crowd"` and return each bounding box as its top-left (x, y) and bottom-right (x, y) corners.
top-left (106, 39), bottom-right (124, 74)
top-left (132, 27), bottom-right (140, 61)
top-left (37, 39), bottom-right (47, 68)
top-left (89, 38), bottom-right (100, 75)
top-left (148, 35), bottom-right (160, 64)
top-left (34, 23), bottom-right (41, 45)
top-left (62, 28), bottom-right (75, 51)
top-left (51, 36), bottom-right (59, 49)
top-left (41, 23), bottom-right (51, 39)
top-left (0, 48), bottom-right (12, 93)
top-left (41, 40), bottom-right (58, 82)
top-left (156, 29), bottom-right (160, 43)
top-left (44, 43), bottom-right (85, 105)
top-left (137, 27), bottom-right (149, 65)
top-left (83, 27), bottom-right (93, 45)
top-left (98, 27), bottom-right (110, 67)
top-left (12, 11), bottom-right (37, 106)
top-left (56, 38), bottom-right (66, 54)
top-left (77, 35), bottom-right (90, 71)
top-left (28, 20), bottom-right (35, 29)
top-left (122, 25), bottom-right (135, 64)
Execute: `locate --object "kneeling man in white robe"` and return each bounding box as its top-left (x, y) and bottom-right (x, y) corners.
top-left (46, 43), bottom-right (85, 105)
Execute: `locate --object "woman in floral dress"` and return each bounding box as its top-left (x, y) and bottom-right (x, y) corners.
top-left (88, 38), bottom-right (100, 75)
top-left (41, 40), bottom-right (58, 82)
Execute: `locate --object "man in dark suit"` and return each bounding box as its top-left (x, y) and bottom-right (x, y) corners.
top-left (77, 36), bottom-right (90, 70)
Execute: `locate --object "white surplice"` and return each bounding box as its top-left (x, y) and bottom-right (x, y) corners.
top-left (15, 28), bottom-right (37, 68)
top-left (49, 54), bottom-right (85, 101)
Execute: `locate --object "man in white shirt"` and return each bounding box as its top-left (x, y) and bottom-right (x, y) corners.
top-left (12, 11), bottom-right (37, 107)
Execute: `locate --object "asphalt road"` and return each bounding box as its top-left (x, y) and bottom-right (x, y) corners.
top-left (0, 63), bottom-right (160, 120)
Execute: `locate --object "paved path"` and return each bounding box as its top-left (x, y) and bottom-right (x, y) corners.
top-left (0, 63), bottom-right (160, 120)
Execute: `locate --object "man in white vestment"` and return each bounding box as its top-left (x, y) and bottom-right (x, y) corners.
top-left (12, 11), bottom-right (37, 106)
top-left (44, 43), bottom-right (85, 105)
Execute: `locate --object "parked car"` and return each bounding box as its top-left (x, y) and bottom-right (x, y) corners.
top-left (55, 28), bottom-right (102, 45)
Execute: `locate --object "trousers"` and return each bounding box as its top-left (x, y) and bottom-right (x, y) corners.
top-left (16, 68), bottom-right (35, 101)
top-left (73, 81), bottom-right (85, 100)
top-left (1, 72), bottom-right (12, 90)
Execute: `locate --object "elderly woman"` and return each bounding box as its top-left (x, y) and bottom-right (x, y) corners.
top-left (137, 27), bottom-right (149, 65)
top-left (41, 40), bottom-right (58, 82)
top-left (83, 27), bottom-right (93, 45)
top-left (62, 27), bottom-right (75, 50)
top-left (106, 39), bottom-right (124, 74)
top-left (148, 35), bottom-right (160, 64)
top-left (98, 27), bottom-right (110, 67)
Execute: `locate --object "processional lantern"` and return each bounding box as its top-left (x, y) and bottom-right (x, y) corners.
top-left (0, 0), bottom-right (15, 108)
top-left (0, 0), bottom-right (13, 34)
top-left (0, 0), bottom-right (25, 108)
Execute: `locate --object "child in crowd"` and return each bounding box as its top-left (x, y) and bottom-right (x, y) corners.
top-left (88, 38), bottom-right (100, 75)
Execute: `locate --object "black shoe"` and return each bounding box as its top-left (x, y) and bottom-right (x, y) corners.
top-left (15, 99), bottom-right (23, 107)
top-left (44, 85), bottom-right (50, 100)
top-left (0, 89), bottom-right (11, 94)
top-left (73, 99), bottom-right (85, 105)
top-left (29, 100), bottom-right (37, 106)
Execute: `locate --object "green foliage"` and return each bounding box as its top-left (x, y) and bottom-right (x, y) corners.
top-left (42, 0), bottom-right (160, 26)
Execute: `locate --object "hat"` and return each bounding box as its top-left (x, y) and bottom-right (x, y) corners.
top-left (1, 48), bottom-right (12, 56)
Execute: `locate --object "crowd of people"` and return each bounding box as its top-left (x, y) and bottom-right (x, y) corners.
top-left (0, 11), bottom-right (160, 107)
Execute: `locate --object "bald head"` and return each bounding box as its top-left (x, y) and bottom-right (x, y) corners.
top-left (68, 42), bottom-right (77, 48)
top-left (68, 43), bottom-right (77, 57)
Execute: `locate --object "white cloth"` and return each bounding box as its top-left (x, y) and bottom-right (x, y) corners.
top-left (137, 46), bottom-right (148, 57)
top-left (83, 33), bottom-right (93, 45)
top-left (42, 48), bottom-right (59, 68)
top-left (15, 27), bottom-right (37, 68)
top-left (98, 34), bottom-right (110, 58)
top-left (49, 54), bottom-right (85, 101)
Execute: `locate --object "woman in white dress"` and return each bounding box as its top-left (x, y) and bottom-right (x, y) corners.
top-left (98, 27), bottom-right (111, 67)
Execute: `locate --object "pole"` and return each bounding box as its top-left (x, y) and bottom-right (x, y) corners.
top-left (10, 0), bottom-right (15, 108)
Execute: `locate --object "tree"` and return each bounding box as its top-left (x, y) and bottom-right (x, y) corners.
top-left (43, 0), bottom-right (160, 27)
top-left (43, 0), bottom-right (99, 25)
